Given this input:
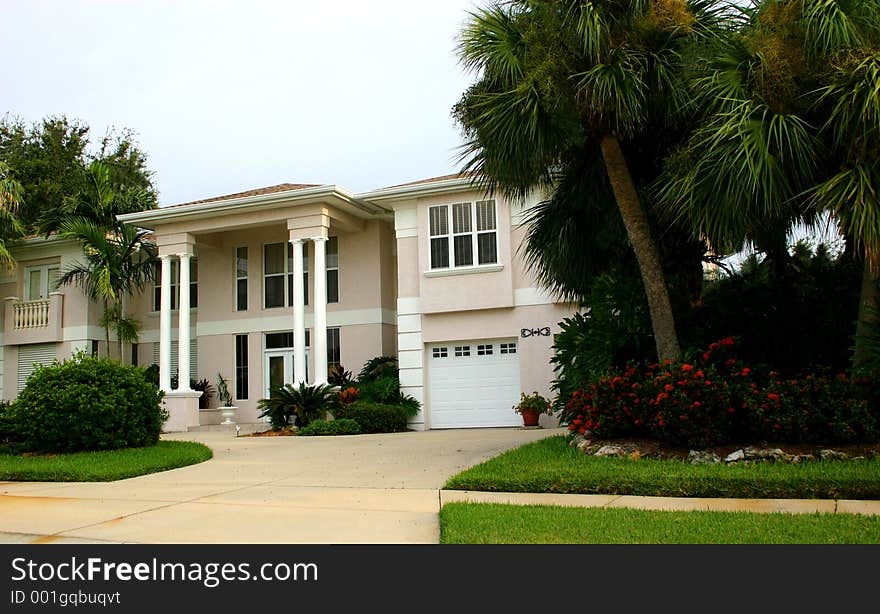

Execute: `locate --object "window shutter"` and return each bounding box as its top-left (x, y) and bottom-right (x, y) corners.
top-left (18, 344), bottom-right (58, 392)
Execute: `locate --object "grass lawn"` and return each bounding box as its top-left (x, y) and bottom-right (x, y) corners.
top-left (0, 441), bottom-right (213, 482)
top-left (440, 502), bottom-right (880, 544)
top-left (445, 436), bottom-right (880, 499)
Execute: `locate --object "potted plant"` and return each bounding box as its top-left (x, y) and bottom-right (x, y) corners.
top-left (514, 391), bottom-right (552, 427)
top-left (216, 372), bottom-right (237, 425)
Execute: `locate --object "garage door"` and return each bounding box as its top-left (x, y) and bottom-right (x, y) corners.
top-left (428, 339), bottom-right (521, 429)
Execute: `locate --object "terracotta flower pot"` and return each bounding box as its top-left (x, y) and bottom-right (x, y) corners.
top-left (520, 409), bottom-right (540, 427)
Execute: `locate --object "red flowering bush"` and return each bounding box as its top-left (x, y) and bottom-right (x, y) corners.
top-left (561, 337), bottom-right (880, 448)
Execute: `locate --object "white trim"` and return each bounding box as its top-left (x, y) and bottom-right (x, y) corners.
top-left (361, 176), bottom-right (480, 202)
top-left (397, 314), bottom-right (422, 334)
top-left (394, 203), bottom-right (418, 239)
top-left (427, 200), bottom-right (500, 272)
top-left (398, 367), bottom-right (423, 388)
top-left (513, 287), bottom-right (562, 307)
top-left (424, 264), bottom-right (504, 278)
top-left (398, 331), bottom-right (423, 351)
top-left (193, 308), bottom-right (396, 337)
top-left (397, 298), bottom-right (421, 316)
top-left (398, 349), bottom-right (423, 370)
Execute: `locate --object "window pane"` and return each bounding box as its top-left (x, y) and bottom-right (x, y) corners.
top-left (478, 232), bottom-right (498, 265)
top-left (236, 279), bottom-right (248, 311)
top-left (264, 243), bottom-right (284, 275)
top-left (476, 200), bottom-right (496, 231)
top-left (454, 235), bottom-right (473, 267)
top-left (327, 236), bottom-right (339, 269)
top-left (327, 328), bottom-right (341, 367)
top-left (235, 334), bottom-right (248, 400)
top-left (154, 286), bottom-right (161, 312)
top-left (266, 332), bottom-right (294, 349)
top-left (236, 247), bottom-right (248, 278)
top-left (452, 203), bottom-right (472, 234)
top-left (429, 206), bottom-right (448, 236)
top-left (190, 282), bottom-right (198, 309)
top-left (430, 237), bottom-right (449, 269)
top-left (28, 270), bottom-right (41, 300)
top-left (190, 259), bottom-right (198, 283)
top-left (265, 276), bottom-right (284, 308)
top-left (327, 269), bottom-right (339, 303)
top-left (47, 267), bottom-right (60, 293)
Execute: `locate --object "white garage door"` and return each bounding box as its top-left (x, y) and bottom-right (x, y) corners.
top-left (428, 339), bottom-right (521, 429)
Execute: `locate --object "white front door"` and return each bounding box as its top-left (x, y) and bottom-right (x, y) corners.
top-left (264, 350), bottom-right (308, 399)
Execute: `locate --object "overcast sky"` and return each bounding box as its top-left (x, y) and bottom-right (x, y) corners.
top-left (2, 0), bottom-right (479, 206)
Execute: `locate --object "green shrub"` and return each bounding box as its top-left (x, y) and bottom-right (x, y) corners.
top-left (335, 402), bottom-right (408, 434)
top-left (0, 401), bottom-right (14, 444)
top-left (8, 353), bottom-right (166, 453)
top-left (297, 419), bottom-right (361, 437)
top-left (357, 356), bottom-right (399, 382)
top-left (257, 383), bottom-right (338, 430)
top-left (355, 376), bottom-right (421, 418)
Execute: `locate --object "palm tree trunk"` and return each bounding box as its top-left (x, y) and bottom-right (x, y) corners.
top-left (600, 135), bottom-right (680, 362)
top-left (118, 297), bottom-right (125, 365)
top-left (853, 247), bottom-right (879, 372)
top-left (103, 299), bottom-right (111, 358)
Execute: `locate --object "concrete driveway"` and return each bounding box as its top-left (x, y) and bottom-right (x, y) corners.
top-left (0, 427), bottom-right (559, 544)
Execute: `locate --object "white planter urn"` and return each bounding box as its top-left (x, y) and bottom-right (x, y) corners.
top-left (219, 405), bottom-right (238, 425)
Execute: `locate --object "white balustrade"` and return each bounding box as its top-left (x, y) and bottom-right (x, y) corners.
top-left (14, 299), bottom-right (51, 329)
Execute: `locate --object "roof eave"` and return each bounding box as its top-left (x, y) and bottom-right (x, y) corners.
top-left (357, 176), bottom-right (486, 204)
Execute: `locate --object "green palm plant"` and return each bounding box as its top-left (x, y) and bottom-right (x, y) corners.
top-left (56, 162), bottom-right (157, 360)
top-left (657, 0), bottom-right (880, 368)
top-left (0, 162), bottom-right (25, 270)
top-left (454, 0), bottom-right (723, 361)
top-left (257, 383), bottom-right (339, 430)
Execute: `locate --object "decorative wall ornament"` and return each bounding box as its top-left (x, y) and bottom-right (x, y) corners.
top-left (521, 327), bottom-right (551, 339)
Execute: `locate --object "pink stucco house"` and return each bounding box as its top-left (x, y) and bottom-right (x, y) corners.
top-left (2, 174), bottom-right (574, 431)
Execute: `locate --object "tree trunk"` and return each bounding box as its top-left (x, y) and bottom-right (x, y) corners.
top-left (853, 247), bottom-right (879, 372)
top-left (600, 135), bottom-right (680, 362)
top-left (103, 299), bottom-right (111, 359)
top-left (118, 295), bottom-right (125, 365)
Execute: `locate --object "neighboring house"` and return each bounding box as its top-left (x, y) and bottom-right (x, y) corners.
top-left (2, 175), bottom-right (574, 431)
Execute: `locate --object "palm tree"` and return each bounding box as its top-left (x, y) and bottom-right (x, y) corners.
top-left (57, 163), bottom-right (157, 360)
top-left (656, 0), bottom-right (880, 369)
top-left (0, 162), bottom-right (25, 270)
top-left (454, 0), bottom-right (722, 361)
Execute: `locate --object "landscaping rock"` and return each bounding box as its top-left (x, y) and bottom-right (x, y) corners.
top-left (744, 447), bottom-right (790, 462)
top-left (724, 449), bottom-right (745, 463)
top-left (594, 445), bottom-right (627, 458)
top-left (576, 439), bottom-right (594, 453)
top-left (569, 434), bottom-right (586, 449)
top-left (819, 449), bottom-right (849, 461)
top-left (687, 450), bottom-right (721, 465)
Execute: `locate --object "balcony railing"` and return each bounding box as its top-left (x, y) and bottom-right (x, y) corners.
top-left (13, 299), bottom-right (51, 329)
top-left (4, 294), bottom-right (64, 345)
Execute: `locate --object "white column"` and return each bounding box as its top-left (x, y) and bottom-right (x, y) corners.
top-left (291, 240), bottom-right (307, 385)
top-left (177, 253), bottom-right (192, 392)
top-left (159, 255), bottom-right (173, 392)
top-left (313, 237), bottom-right (328, 384)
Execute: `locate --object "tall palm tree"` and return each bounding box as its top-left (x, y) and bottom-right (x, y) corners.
top-left (455, 0), bottom-right (723, 361)
top-left (57, 163), bottom-right (157, 360)
top-left (657, 0), bottom-right (880, 368)
top-left (0, 162), bottom-right (25, 270)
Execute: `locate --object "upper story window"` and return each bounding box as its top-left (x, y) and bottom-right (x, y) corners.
top-left (153, 259), bottom-right (198, 311)
top-left (327, 236), bottom-right (339, 304)
top-left (264, 243), bottom-right (309, 310)
top-left (25, 264), bottom-right (60, 300)
top-left (236, 247), bottom-right (248, 311)
top-left (429, 200), bottom-right (498, 270)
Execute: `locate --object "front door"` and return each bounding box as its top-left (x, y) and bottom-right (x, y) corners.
top-left (264, 350), bottom-right (308, 399)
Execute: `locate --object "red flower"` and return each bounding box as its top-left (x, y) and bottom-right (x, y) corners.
top-left (695, 371), bottom-right (705, 379)
top-left (681, 364), bottom-right (694, 372)
top-left (727, 407), bottom-right (735, 413)
top-left (767, 393), bottom-right (780, 402)
top-left (693, 401), bottom-right (701, 408)
top-left (702, 352), bottom-right (711, 361)
top-left (721, 337), bottom-right (735, 346)
top-left (741, 368), bottom-right (751, 376)
top-left (709, 342), bottom-right (721, 351)
top-left (725, 359), bottom-right (736, 367)
top-left (664, 384), bottom-right (674, 392)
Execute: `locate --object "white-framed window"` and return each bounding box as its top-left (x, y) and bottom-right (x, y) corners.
top-left (327, 327), bottom-right (341, 369)
top-left (153, 259), bottom-right (198, 311)
top-left (235, 247), bottom-right (248, 311)
top-left (454, 346), bottom-right (471, 357)
top-left (500, 342), bottom-right (517, 355)
top-left (25, 264), bottom-right (60, 301)
top-left (327, 236), bottom-right (339, 304)
top-left (265, 243), bottom-right (309, 309)
top-left (432, 347), bottom-right (448, 359)
top-left (477, 344), bottom-right (494, 356)
top-left (429, 199), bottom-right (498, 270)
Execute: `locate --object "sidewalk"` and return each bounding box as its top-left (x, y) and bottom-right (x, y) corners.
top-left (440, 490), bottom-right (880, 516)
